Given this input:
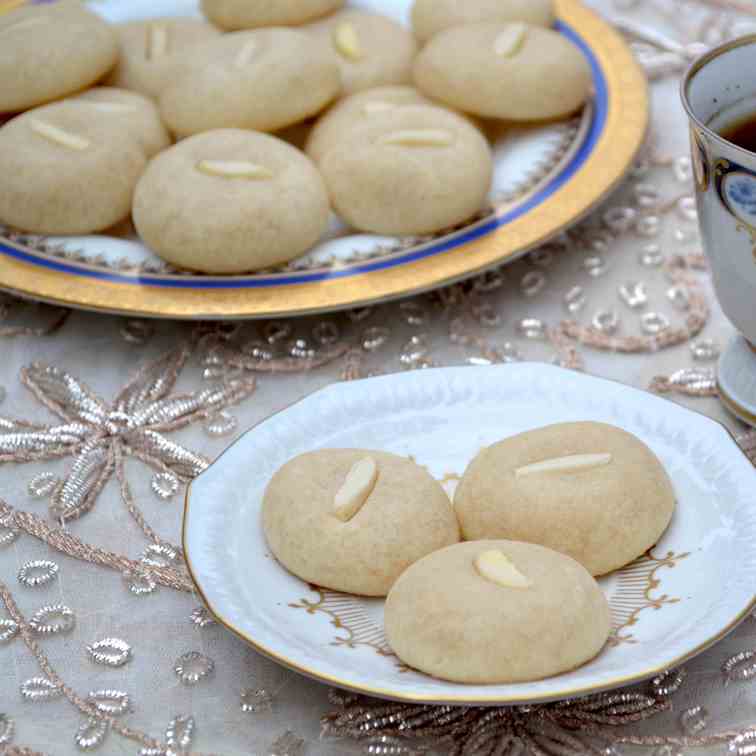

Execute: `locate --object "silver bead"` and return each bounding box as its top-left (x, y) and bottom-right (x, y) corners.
top-left (362, 327), bottom-right (391, 352)
top-left (312, 321), bottom-right (340, 346)
top-left (120, 320), bottom-right (154, 345)
top-left (564, 286), bottom-right (587, 314)
top-left (636, 215), bottom-right (661, 237)
top-left (667, 285), bottom-right (691, 311)
top-left (0, 514), bottom-right (19, 547)
top-left (0, 713), bottom-right (14, 745)
top-left (18, 560), bottom-right (59, 588)
top-left (583, 255), bottom-right (609, 278)
top-left (286, 338), bottom-right (315, 360)
top-left (74, 718), bottom-right (109, 751)
top-left (691, 339), bottom-right (721, 362)
top-left (241, 340), bottom-right (274, 361)
top-left (0, 619), bottom-right (19, 643)
top-left (263, 321), bottom-right (292, 344)
top-left (674, 156), bottom-right (693, 183)
top-left (29, 604), bottom-right (75, 635)
top-left (269, 730), bottom-right (305, 756)
top-left (633, 183), bottom-right (660, 208)
top-left (190, 606), bottom-right (216, 628)
top-left (28, 472), bottom-right (59, 499)
top-left (20, 676), bottom-right (63, 701)
top-left (520, 271), bottom-right (547, 297)
top-left (677, 196), bottom-right (698, 222)
top-left (87, 689), bottom-right (130, 716)
top-left (400, 335), bottom-right (429, 365)
top-left (729, 731), bottom-right (756, 755)
top-left (123, 568), bottom-right (157, 596)
top-left (641, 312), bottom-right (670, 335)
top-left (241, 688), bottom-right (274, 714)
top-left (515, 318), bottom-right (546, 340)
top-left (174, 651), bottom-right (214, 685)
top-left (680, 705), bottom-right (709, 735)
top-left (618, 282), bottom-right (648, 310)
top-left (603, 206), bottom-right (637, 233)
top-left (86, 638), bottom-right (132, 668)
top-left (399, 301), bottom-right (429, 326)
top-left (151, 471), bottom-right (179, 500)
top-left (166, 715), bottom-right (195, 750)
top-left (723, 650), bottom-right (756, 684)
top-left (592, 310), bottom-right (620, 335)
top-left (204, 410), bottom-right (237, 438)
top-left (639, 244), bottom-right (665, 268)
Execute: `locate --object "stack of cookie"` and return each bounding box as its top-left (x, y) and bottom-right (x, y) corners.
top-left (0, 0), bottom-right (592, 274)
top-left (263, 422), bottom-right (676, 684)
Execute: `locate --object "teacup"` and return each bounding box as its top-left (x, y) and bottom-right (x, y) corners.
top-left (681, 37), bottom-right (756, 425)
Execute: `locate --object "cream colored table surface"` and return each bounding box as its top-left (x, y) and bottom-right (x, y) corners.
top-left (2, 0), bottom-right (756, 754)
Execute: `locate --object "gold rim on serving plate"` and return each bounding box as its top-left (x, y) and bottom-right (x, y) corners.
top-left (181, 371), bottom-right (756, 705)
top-left (0, 0), bottom-right (648, 320)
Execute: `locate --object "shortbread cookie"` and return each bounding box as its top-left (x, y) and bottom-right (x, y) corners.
top-left (262, 450), bottom-right (460, 596)
top-left (158, 29), bottom-right (341, 138)
top-left (412, 0), bottom-right (555, 44)
top-left (306, 85), bottom-right (432, 163)
top-left (307, 11), bottom-right (418, 96)
top-left (202, 0), bottom-right (345, 30)
top-left (64, 88), bottom-right (171, 158)
top-left (133, 129), bottom-right (330, 273)
top-left (106, 18), bottom-right (222, 99)
top-left (0, 105), bottom-right (146, 234)
top-left (319, 104), bottom-right (492, 235)
top-left (413, 23), bottom-right (592, 121)
top-left (385, 540), bottom-right (611, 684)
top-left (454, 422), bottom-right (676, 576)
top-left (0, 1), bottom-right (118, 112)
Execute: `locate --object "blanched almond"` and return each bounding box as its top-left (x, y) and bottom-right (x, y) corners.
top-left (475, 550), bottom-right (532, 589)
top-left (30, 120), bottom-right (89, 151)
top-left (333, 457), bottom-right (378, 522)
top-left (379, 129), bottom-right (454, 147)
top-left (515, 453), bottom-right (613, 478)
top-left (494, 24), bottom-right (528, 58)
top-left (333, 22), bottom-right (364, 61)
top-left (196, 160), bottom-right (273, 179)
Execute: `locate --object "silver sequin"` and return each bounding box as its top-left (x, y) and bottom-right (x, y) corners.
top-left (618, 282), bottom-right (648, 310)
top-left (151, 471), bottom-right (179, 500)
top-left (190, 606), bottom-right (216, 628)
top-left (583, 256), bottom-right (609, 278)
top-left (651, 747), bottom-right (683, 756)
top-left (120, 320), bottom-right (154, 345)
top-left (264, 321), bottom-right (293, 344)
top-left (362, 327), bottom-right (391, 352)
top-left (270, 730), bottom-right (305, 756)
top-left (633, 183), bottom-right (660, 209)
top-left (691, 339), bottom-right (721, 362)
top-left (529, 248), bottom-right (554, 267)
top-left (166, 715), bottom-right (195, 750)
top-left (29, 604), bottom-right (75, 635)
top-left (204, 410), bottom-right (237, 438)
top-left (520, 271), bottom-right (547, 297)
top-left (123, 568), bottom-right (157, 596)
top-left (564, 286), bottom-right (587, 314)
top-left (636, 215), bottom-right (661, 237)
top-left (0, 514), bottom-right (19, 547)
top-left (74, 718), bottom-right (109, 751)
top-left (639, 244), bottom-right (665, 268)
top-left (141, 543), bottom-right (183, 569)
top-left (0, 714), bottom-right (14, 746)
top-left (28, 472), bottom-right (59, 499)
top-left (399, 302), bottom-right (429, 326)
top-left (667, 285), bottom-right (691, 311)
top-left (515, 318), bottom-right (546, 340)
top-left (471, 301), bottom-right (501, 327)
top-left (652, 668), bottom-right (687, 697)
top-left (400, 335), bottom-right (430, 366)
top-left (87, 689), bottom-right (130, 716)
top-left (241, 688), bottom-right (274, 714)
top-left (680, 705), bottom-right (709, 735)
top-left (174, 651), bottom-right (215, 685)
top-left (348, 307), bottom-right (374, 323)
top-left (0, 619), bottom-right (19, 643)
top-left (86, 637), bottom-right (132, 668)
top-left (312, 321), bottom-right (340, 346)
top-left (729, 731), bottom-right (756, 756)
top-left (20, 676), bottom-right (63, 701)
top-left (17, 559), bottom-right (59, 588)
top-left (603, 206), bottom-right (637, 233)
top-left (473, 271), bottom-right (505, 293)
top-left (592, 310), bottom-right (620, 335)
top-left (673, 227), bottom-right (698, 244)
top-left (724, 650), bottom-right (756, 684)
top-left (641, 312), bottom-right (671, 335)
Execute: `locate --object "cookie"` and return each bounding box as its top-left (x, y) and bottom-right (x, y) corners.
top-left (0, 104), bottom-right (146, 234)
top-left (412, 0), bottom-right (555, 44)
top-left (0, 1), bottom-right (118, 113)
top-left (106, 18), bottom-right (222, 100)
top-left (64, 87), bottom-right (171, 158)
top-left (307, 10), bottom-right (418, 96)
top-left (385, 540), bottom-right (610, 684)
top-left (158, 29), bottom-right (341, 138)
top-left (262, 450), bottom-right (460, 597)
top-left (318, 104), bottom-right (492, 235)
top-left (306, 85), bottom-right (432, 163)
top-left (132, 129), bottom-right (330, 273)
top-left (413, 23), bottom-right (592, 121)
top-left (201, 0), bottom-right (345, 30)
top-left (454, 422), bottom-right (676, 576)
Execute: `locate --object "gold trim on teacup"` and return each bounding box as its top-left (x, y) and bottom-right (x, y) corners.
top-left (718, 381), bottom-right (756, 427)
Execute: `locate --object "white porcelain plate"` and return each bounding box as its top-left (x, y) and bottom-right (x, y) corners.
top-left (183, 364), bottom-right (756, 704)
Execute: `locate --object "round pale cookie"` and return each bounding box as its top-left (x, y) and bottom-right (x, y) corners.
top-left (454, 422), bottom-right (676, 576)
top-left (132, 129), bottom-right (330, 273)
top-left (201, 0), bottom-right (345, 30)
top-left (307, 11), bottom-right (418, 96)
top-left (262, 450), bottom-right (460, 597)
top-left (306, 85), bottom-right (433, 164)
top-left (0, 2), bottom-right (118, 113)
top-left (0, 105), bottom-right (146, 234)
top-left (106, 18), bottom-right (222, 100)
top-left (158, 29), bottom-right (341, 138)
top-left (413, 22), bottom-right (592, 121)
top-left (319, 104), bottom-right (492, 235)
top-left (385, 540), bottom-right (611, 684)
top-left (63, 88), bottom-right (170, 158)
top-left (412, 0), bottom-right (555, 44)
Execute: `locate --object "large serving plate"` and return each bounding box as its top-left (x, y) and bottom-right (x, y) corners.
top-left (183, 364), bottom-right (756, 705)
top-left (0, 0), bottom-right (647, 319)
